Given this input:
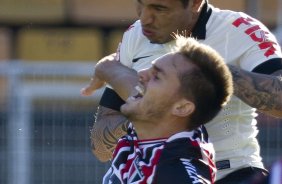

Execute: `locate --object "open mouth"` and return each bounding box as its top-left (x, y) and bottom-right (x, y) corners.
top-left (132, 85), bottom-right (145, 99)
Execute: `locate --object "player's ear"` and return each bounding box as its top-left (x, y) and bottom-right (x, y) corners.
top-left (172, 99), bottom-right (195, 117)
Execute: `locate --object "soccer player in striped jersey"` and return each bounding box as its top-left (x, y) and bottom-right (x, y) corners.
top-left (98, 37), bottom-right (233, 184)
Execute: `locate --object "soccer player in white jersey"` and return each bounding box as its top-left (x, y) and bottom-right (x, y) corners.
top-left (81, 0), bottom-right (282, 183)
top-left (100, 37), bottom-right (233, 184)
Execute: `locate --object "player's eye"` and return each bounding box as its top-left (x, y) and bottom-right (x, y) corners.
top-left (152, 5), bottom-right (168, 12)
top-left (155, 7), bottom-right (164, 11)
top-left (152, 73), bottom-right (159, 80)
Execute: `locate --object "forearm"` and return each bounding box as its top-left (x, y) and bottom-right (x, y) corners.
top-left (90, 106), bottom-right (129, 162)
top-left (90, 55), bottom-right (138, 161)
top-left (95, 59), bottom-right (138, 100)
top-left (81, 53), bottom-right (117, 96)
top-left (229, 65), bottom-right (282, 117)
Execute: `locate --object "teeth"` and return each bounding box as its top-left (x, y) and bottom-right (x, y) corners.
top-left (135, 86), bottom-right (144, 96)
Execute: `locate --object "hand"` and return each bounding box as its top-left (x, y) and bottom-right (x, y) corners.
top-left (80, 77), bottom-right (105, 96)
top-left (81, 53), bottom-right (117, 96)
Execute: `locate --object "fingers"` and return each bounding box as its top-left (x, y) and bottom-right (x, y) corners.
top-left (80, 85), bottom-right (95, 96)
top-left (81, 77), bottom-right (105, 96)
top-left (81, 53), bottom-right (117, 97)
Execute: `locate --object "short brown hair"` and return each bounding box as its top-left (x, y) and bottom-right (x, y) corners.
top-left (175, 36), bottom-right (233, 128)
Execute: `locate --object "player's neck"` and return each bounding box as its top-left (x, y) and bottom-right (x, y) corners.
top-left (133, 118), bottom-right (189, 140)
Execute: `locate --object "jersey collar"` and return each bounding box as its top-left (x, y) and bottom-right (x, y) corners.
top-left (191, 1), bottom-right (212, 40)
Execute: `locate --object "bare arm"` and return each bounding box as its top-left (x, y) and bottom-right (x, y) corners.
top-left (90, 57), bottom-right (140, 161)
top-left (90, 106), bottom-right (129, 162)
top-left (95, 58), bottom-right (139, 100)
top-left (81, 53), bottom-right (117, 96)
top-left (228, 64), bottom-right (282, 117)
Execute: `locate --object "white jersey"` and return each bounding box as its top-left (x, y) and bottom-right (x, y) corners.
top-left (116, 4), bottom-right (282, 180)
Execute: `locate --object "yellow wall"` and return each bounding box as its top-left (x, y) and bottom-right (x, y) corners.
top-left (0, 28), bottom-right (12, 61)
top-left (70, 0), bottom-right (137, 26)
top-left (210, 0), bottom-right (246, 12)
top-left (16, 28), bottom-right (103, 61)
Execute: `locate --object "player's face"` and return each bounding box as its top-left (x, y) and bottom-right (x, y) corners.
top-left (134, 0), bottom-right (199, 43)
top-left (121, 53), bottom-right (191, 122)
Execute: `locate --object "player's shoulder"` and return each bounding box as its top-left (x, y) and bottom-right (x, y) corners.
top-left (207, 5), bottom-right (279, 48)
top-left (210, 5), bottom-right (248, 22)
top-left (121, 20), bottom-right (148, 48)
top-left (123, 20), bottom-right (142, 37)
top-left (209, 5), bottom-right (271, 32)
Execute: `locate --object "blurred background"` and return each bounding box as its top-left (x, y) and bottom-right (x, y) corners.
top-left (0, 0), bottom-right (281, 183)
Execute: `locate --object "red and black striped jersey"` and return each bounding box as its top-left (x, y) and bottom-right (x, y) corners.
top-left (103, 124), bottom-right (216, 184)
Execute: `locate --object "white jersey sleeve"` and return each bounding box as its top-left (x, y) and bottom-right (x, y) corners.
top-left (231, 12), bottom-right (282, 71)
top-left (204, 8), bottom-right (282, 72)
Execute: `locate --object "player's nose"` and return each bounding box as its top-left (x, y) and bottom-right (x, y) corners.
top-left (139, 7), bottom-right (154, 25)
top-left (138, 68), bottom-right (151, 84)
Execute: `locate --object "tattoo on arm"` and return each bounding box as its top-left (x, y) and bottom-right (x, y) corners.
top-left (229, 65), bottom-right (282, 117)
top-left (90, 106), bottom-right (129, 162)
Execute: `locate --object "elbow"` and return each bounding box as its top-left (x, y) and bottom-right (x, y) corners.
top-left (95, 53), bottom-right (118, 79)
top-left (95, 61), bottom-right (109, 79)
